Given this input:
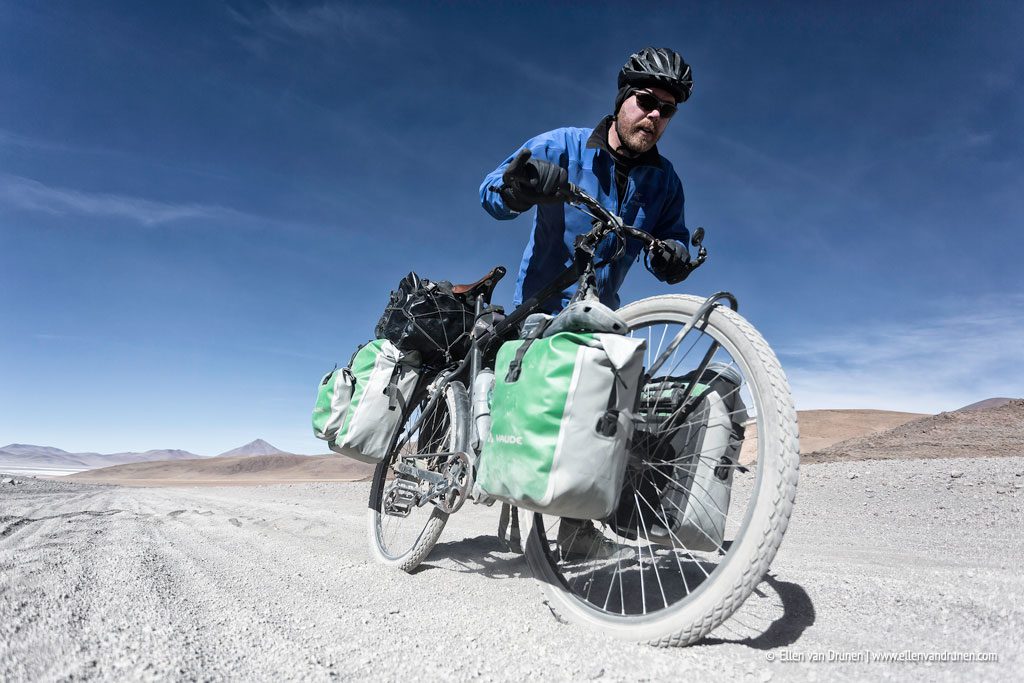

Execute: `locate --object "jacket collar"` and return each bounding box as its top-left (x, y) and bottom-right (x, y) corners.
top-left (586, 115), bottom-right (662, 168)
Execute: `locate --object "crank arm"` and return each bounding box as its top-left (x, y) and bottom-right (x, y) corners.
top-left (395, 462), bottom-right (447, 486)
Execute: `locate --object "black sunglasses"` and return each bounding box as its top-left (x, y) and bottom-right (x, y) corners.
top-left (633, 90), bottom-right (678, 118)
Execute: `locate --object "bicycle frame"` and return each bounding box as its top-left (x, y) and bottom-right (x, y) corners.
top-left (393, 182), bottom-right (709, 460)
top-left (368, 180), bottom-right (800, 639)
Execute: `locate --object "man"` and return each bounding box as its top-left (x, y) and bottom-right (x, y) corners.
top-left (480, 46), bottom-right (695, 314)
top-left (478, 47), bottom-right (695, 559)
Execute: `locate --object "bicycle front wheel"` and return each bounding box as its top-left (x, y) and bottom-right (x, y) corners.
top-left (366, 380), bottom-right (471, 573)
top-left (523, 294), bottom-right (800, 646)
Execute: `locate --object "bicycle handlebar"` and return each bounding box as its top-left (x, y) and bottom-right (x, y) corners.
top-left (559, 183), bottom-right (657, 247)
top-left (489, 181), bottom-right (708, 278)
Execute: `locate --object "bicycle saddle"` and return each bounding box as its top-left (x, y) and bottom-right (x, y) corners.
top-left (452, 266), bottom-right (506, 303)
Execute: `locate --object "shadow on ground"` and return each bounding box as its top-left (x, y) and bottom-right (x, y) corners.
top-left (700, 574), bottom-right (816, 649)
top-left (413, 534), bottom-right (529, 579)
top-left (417, 535), bottom-right (814, 650)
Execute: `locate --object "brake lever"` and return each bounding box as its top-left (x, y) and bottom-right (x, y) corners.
top-left (645, 227), bottom-right (709, 284)
top-left (690, 226), bottom-right (708, 270)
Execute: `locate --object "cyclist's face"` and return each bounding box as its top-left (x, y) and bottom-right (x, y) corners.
top-left (613, 86), bottom-right (675, 155)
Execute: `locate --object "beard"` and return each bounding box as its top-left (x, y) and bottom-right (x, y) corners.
top-left (614, 116), bottom-right (660, 155)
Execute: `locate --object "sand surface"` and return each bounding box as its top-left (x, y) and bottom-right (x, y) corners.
top-left (65, 453), bottom-right (377, 486)
top-left (2, 455), bottom-right (1022, 682)
top-left (4, 403), bottom-right (1022, 679)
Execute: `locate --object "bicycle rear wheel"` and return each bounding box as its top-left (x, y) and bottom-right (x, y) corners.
top-left (366, 380), bottom-right (471, 572)
top-left (523, 294), bottom-right (800, 645)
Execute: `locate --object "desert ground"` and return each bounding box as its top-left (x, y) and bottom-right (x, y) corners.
top-left (64, 453), bottom-right (378, 487)
top-left (2, 405), bottom-right (1022, 681)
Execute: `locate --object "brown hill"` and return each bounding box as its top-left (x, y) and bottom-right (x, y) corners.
top-left (795, 409), bottom-right (927, 453)
top-left (956, 397), bottom-right (1018, 412)
top-left (739, 408), bottom-right (925, 464)
top-left (65, 454), bottom-right (376, 486)
top-left (805, 399), bottom-right (1024, 462)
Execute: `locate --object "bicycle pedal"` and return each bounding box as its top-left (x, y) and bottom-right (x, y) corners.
top-left (384, 480), bottom-right (420, 517)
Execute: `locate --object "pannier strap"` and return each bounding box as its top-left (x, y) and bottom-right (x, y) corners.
top-left (384, 363), bottom-right (407, 413)
top-left (595, 368), bottom-right (626, 437)
top-left (505, 316), bottom-right (552, 383)
top-left (451, 265), bottom-right (507, 302)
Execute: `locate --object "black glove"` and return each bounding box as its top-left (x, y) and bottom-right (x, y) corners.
top-left (500, 149), bottom-right (569, 212)
top-left (648, 239), bottom-right (691, 284)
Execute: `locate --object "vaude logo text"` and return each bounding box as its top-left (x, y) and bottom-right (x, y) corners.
top-left (491, 433), bottom-right (523, 446)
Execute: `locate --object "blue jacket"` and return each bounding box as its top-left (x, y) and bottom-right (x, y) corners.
top-left (480, 119), bottom-right (688, 312)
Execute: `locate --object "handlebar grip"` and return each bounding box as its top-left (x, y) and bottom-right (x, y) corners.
top-left (558, 182), bottom-right (581, 201)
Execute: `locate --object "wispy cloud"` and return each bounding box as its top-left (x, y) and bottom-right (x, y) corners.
top-left (483, 47), bottom-right (604, 102)
top-left (262, 2), bottom-right (385, 39)
top-left (33, 333), bottom-right (91, 342)
top-left (0, 128), bottom-right (81, 153)
top-left (690, 124), bottom-right (839, 195)
top-left (0, 174), bottom-right (249, 226)
top-left (1, 127), bottom-right (235, 183)
top-left (779, 296), bottom-right (1024, 413)
top-left (227, 1), bottom-right (403, 49)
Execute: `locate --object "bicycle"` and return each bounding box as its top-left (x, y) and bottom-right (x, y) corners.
top-left (365, 182), bottom-right (800, 646)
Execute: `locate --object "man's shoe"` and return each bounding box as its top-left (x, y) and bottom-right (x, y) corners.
top-left (557, 519), bottom-right (629, 561)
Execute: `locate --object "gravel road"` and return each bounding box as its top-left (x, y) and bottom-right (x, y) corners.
top-left (2, 456), bottom-right (1021, 682)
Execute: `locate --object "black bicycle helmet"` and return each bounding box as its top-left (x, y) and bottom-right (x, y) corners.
top-left (616, 47), bottom-right (693, 110)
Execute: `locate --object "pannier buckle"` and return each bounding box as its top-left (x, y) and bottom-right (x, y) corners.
top-left (596, 410), bottom-right (619, 437)
top-left (505, 363), bottom-right (522, 383)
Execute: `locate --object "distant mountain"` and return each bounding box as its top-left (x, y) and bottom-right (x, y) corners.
top-left (956, 397), bottom-right (1018, 412)
top-left (1, 440), bottom-right (297, 474)
top-left (99, 449), bottom-right (202, 465)
top-left (1, 444), bottom-right (77, 458)
top-left (0, 443), bottom-right (204, 473)
top-left (0, 444), bottom-right (96, 470)
top-left (216, 439), bottom-right (291, 458)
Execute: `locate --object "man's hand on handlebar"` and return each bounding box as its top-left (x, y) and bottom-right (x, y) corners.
top-left (648, 239), bottom-right (692, 284)
top-left (493, 161), bottom-right (707, 283)
top-left (500, 149), bottom-right (569, 212)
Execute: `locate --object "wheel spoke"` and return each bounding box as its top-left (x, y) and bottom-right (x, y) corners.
top-left (369, 381), bottom-right (466, 569)
top-left (521, 295), bottom-right (798, 645)
top-left (527, 304), bottom-right (775, 620)
top-left (634, 492), bottom-right (668, 610)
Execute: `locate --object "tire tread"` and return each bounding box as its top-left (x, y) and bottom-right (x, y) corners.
top-left (524, 294), bottom-right (800, 646)
top-left (366, 381), bottom-right (470, 573)
top-left (645, 296), bottom-right (800, 647)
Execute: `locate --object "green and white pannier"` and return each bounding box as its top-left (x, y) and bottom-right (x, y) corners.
top-left (475, 331), bottom-right (646, 519)
top-left (312, 339), bottom-right (420, 464)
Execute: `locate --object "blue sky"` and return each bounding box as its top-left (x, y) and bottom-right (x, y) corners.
top-left (2, 1), bottom-right (1021, 455)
